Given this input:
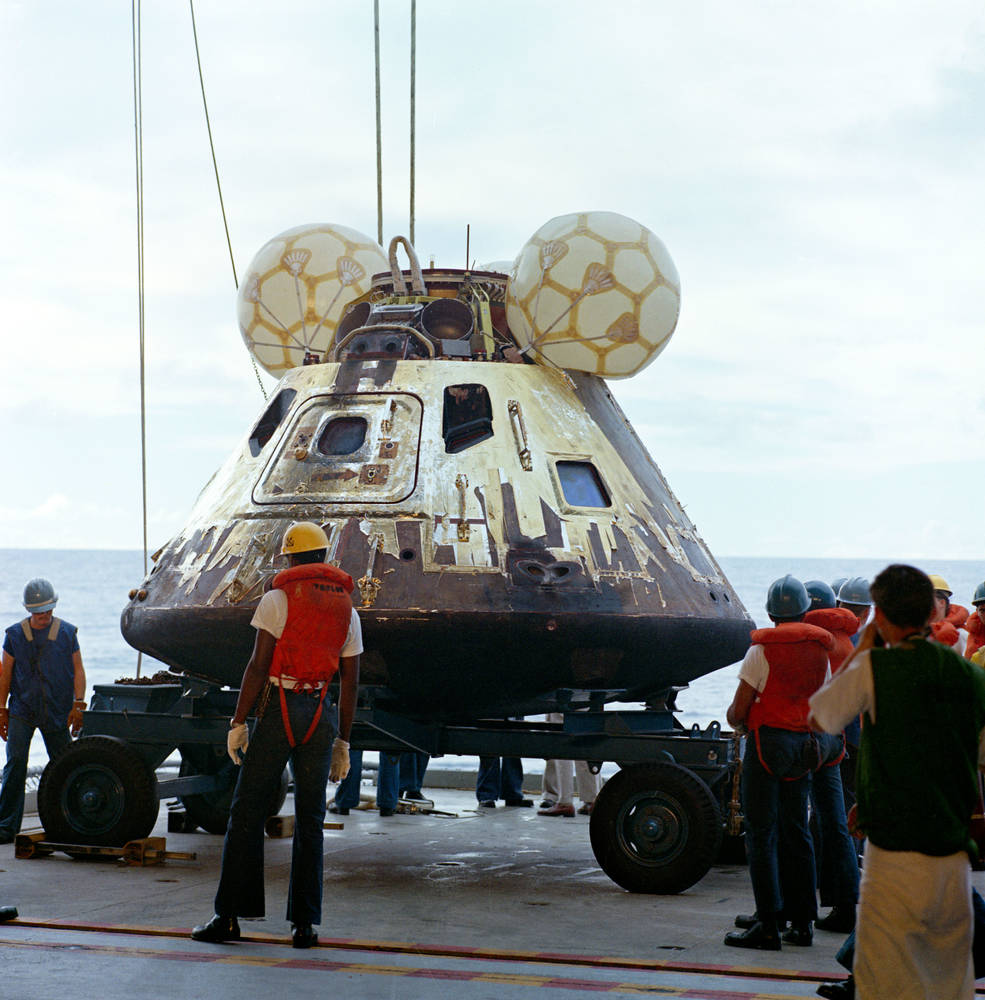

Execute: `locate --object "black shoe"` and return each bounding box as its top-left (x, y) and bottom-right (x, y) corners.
top-left (817, 978), bottom-right (854, 1000)
top-left (327, 804), bottom-right (349, 815)
top-left (723, 922), bottom-right (781, 951)
top-left (540, 799), bottom-right (556, 809)
top-left (191, 914), bottom-right (240, 943)
top-left (781, 922), bottom-right (813, 946)
top-left (379, 807), bottom-right (395, 817)
top-left (504, 798), bottom-right (533, 807)
top-left (291, 924), bottom-right (318, 949)
top-left (478, 800), bottom-right (497, 808)
top-left (0, 906), bottom-right (17, 922)
top-left (815, 905), bottom-right (856, 933)
top-left (403, 790), bottom-right (427, 800)
top-left (0, 835), bottom-right (13, 845)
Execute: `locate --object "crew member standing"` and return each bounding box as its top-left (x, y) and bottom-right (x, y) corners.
top-left (192, 523), bottom-right (361, 949)
top-left (965, 583), bottom-right (985, 661)
top-left (724, 575), bottom-right (834, 951)
top-left (810, 564), bottom-right (985, 1000)
top-left (0, 578), bottom-right (86, 843)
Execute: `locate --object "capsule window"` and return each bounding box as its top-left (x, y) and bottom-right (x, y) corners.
top-left (248, 388), bottom-right (297, 457)
top-left (442, 383), bottom-right (493, 454)
top-left (317, 416), bottom-right (368, 456)
top-left (556, 460), bottom-right (611, 508)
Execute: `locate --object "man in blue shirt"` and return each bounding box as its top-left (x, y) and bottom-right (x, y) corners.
top-left (0, 578), bottom-right (87, 842)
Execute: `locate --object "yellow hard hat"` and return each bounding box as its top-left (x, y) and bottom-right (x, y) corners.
top-left (281, 522), bottom-right (330, 555)
top-left (928, 573), bottom-right (952, 596)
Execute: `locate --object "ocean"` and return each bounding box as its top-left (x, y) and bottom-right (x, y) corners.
top-left (1, 548), bottom-right (982, 768)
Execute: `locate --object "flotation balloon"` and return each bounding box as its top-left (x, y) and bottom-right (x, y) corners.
top-left (505, 211), bottom-right (680, 379)
top-left (237, 223), bottom-right (387, 376)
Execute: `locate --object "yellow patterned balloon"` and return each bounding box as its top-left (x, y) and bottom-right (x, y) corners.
top-left (505, 212), bottom-right (680, 379)
top-left (237, 224), bottom-right (387, 376)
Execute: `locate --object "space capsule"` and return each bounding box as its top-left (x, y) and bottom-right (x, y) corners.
top-left (121, 212), bottom-right (752, 718)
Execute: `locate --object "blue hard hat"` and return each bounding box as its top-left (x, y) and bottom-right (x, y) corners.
top-left (830, 577), bottom-right (848, 595)
top-left (23, 578), bottom-right (58, 613)
top-left (973, 581), bottom-right (985, 606)
top-left (766, 575), bottom-right (811, 619)
top-left (837, 576), bottom-right (871, 606)
top-left (804, 579), bottom-right (837, 611)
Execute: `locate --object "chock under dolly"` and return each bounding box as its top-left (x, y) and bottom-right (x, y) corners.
top-left (14, 832), bottom-right (196, 866)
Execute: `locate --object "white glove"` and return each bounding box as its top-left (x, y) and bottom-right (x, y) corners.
top-left (329, 738), bottom-right (350, 782)
top-left (227, 721), bottom-right (249, 764)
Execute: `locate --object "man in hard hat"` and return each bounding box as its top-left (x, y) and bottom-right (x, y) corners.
top-left (928, 574), bottom-right (969, 656)
top-left (192, 522), bottom-right (361, 949)
top-left (0, 579), bottom-right (87, 843)
top-left (809, 564), bottom-right (985, 1000)
top-left (965, 583), bottom-right (985, 661)
top-left (803, 582), bottom-right (862, 934)
top-left (724, 575), bottom-right (835, 951)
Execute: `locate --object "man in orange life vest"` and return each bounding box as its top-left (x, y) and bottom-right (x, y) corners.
top-left (192, 522), bottom-right (361, 949)
top-left (928, 573), bottom-right (969, 656)
top-left (968, 582), bottom-right (985, 661)
top-left (725, 575), bottom-right (835, 951)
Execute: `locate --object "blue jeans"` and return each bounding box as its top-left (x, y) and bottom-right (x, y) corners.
top-left (399, 751), bottom-right (430, 795)
top-left (214, 689), bottom-right (334, 925)
top-left (742, 727), bottom-right (818, 923)
top-left (0, 715), bottom-right (71, 838)
top-left (476, 756), bottom-right (524, 803)
top-left (334, 750), bottom-right (400, 811)
top-left (811, 734), bottom-right (860, 908)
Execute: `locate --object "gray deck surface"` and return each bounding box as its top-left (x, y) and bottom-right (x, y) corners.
top-left (1, 778), bottom-right (970, 999)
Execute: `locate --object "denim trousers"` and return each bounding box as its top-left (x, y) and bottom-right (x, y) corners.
top-left (0, 715), bottom-right (71, 837)
top-left (476, 756), bottom-right (524, 803)
top-left (214, 688), bottom-right (334, 925)
top-left (399, 751), bottom-right (430, 795)
top-left (810, 733), bottom-right (860, 908)
top-left (334, 749), bottom-right (400, 810)
top-left (742, 727), bottom-right (818, 923)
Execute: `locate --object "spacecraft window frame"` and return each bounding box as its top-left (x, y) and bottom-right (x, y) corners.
top-left (442, 382), bottom-right (493, 454)
top-left (554, 459), bottom-right (612, 509)
top-left (247, 388), bottom-right (297, 458)
top-left (252, 391), bottom-right (423, 506)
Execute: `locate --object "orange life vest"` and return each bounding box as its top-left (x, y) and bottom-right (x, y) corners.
top-left (746, 622), bottom-right (834, 733)
top-left (965, 612), bottom-right (985, 660)
top-left (270, 563), bottom-right (354, 746)
top-left (804, 607), bottom-right (858, 673)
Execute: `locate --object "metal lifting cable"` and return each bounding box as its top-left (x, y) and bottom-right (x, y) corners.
top-left (131, 0), bottom-right (147, 678)
top-left (188, 0), bottom-right (267, 401)
top-left (374, 0), bottom-right (384, 245)
top-left (409, 0), bottom-right (416, 245)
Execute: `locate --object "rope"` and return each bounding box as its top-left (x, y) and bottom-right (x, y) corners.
top-left (131, 0), bottom-right (147, 679)
top-left (374, 0), bottom-right (383, 245)
top-left (409, 0), bottom-right (416, 245)
top-left (188, 0), bottom-right (267, 401)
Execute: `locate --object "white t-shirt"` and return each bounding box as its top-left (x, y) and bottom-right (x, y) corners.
top-left (250, 589), bottom-right (363, 657)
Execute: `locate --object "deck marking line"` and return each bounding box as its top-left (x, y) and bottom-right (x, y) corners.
top-left (0, 936), bottom-right (848, 997)
top-left (0, 918), bottom-right (836, 983)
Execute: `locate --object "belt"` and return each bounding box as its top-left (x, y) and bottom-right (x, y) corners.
top-left (269, 675), bottom-right (327, 692)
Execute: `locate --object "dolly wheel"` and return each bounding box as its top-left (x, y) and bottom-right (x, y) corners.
top-left (589, 761), bottom-right (722, 894)
top-left (38, 736), bottom-right (159, 846)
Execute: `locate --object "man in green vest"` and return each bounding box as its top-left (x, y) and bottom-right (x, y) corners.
top-left (809, 564), bottom-right (985, 1000)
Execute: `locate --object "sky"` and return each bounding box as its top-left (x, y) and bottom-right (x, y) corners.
top-left (1, 0), bottom-right (983, 561)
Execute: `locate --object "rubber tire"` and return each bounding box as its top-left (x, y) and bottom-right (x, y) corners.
top-left (589, 761), bottom-right (723, 894)
top-left (38, 736), bottom-right (159, 846)
top-left (177, 748), bottom-right (289, 835)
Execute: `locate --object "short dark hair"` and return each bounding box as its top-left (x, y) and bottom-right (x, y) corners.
top-left (290, 549), bottom-right (327, 566)
top-left (869, 564), bottom-right (934, 630)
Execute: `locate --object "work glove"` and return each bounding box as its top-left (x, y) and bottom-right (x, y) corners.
top-left (0, 708), bottom-right (7, 742)
top-left (227, 721), bottom-right (249, 764)
top-left (329, 737), bottom-right (350, 782)
top-left (68, 700), bottom-right (86, 737)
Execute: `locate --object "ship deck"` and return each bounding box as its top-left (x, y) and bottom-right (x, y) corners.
top-left (2, 772), bottom-right (973, 999)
